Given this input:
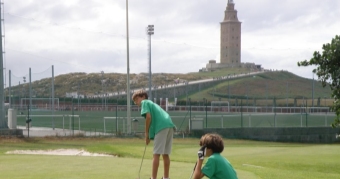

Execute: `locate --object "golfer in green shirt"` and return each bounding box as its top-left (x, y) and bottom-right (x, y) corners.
top-left (132, 89), bottom-right (176, 179)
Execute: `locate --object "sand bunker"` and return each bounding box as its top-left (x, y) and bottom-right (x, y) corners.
top-left (6, 149), bottom-right (113, 157)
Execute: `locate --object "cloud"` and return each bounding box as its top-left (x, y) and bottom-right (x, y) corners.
top-left (3, 0), bottom-right (339, 82)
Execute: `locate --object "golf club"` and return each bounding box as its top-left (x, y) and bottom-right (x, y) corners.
top-left (189, 162), bottom-right (197, 179)
top-left (137, 144), bottom-right (147, 179)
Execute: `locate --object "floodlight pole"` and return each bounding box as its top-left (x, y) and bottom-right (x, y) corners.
top-left (126, 0), bottom-right (131, 133)
top-left (312, 74), bottom-right (314, 112)
top-left (147, 25), bottom-right (154, 100)
top-left (52, 65), bottom-right (55, 129)
top-left (0, 2), bottom-right (6, 129)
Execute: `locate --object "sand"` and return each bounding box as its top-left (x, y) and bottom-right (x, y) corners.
top-left (6, 149), bottom-right (114, 157)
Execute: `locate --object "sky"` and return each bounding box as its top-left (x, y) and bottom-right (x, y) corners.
top-left (3, 0), bottom-right (340, 84)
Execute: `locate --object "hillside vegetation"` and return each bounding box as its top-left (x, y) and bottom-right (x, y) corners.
top-left (9, 68), bottom-right (252, 97)
top-left (183, 71), bottom-right (332, 106)
top-left (7, 68), bottom-right (332, 106)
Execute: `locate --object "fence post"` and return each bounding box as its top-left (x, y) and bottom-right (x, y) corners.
top-left (221, 115), bottom-right (223, 128)
top-left (72, 97), bottom-right (74, 136)
top-left (103, 117), bottom-right (106, 133)
top-left (116, 105), bottom-right (118, 135)
top-left (241, 99), bottom-right (243, 128)
top-left (249, 114), bottom-right (251, 127)
top-left (189, 98), bottom-right (191, 131)
top-left (300, 107), bottom-right (302, 127)
top-left (274, 97), bottom-right (276, 127)
top-left (205, 98), bottom-right (207, 128)
top-left (305, 98), bottom-right (308, 127)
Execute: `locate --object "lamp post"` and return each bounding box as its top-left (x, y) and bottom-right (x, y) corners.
top-left (147, 25), bottom-right (154, 100)
top-left (312, 74), bottom-right (314, 113)
top-left (0, 3), bottom-right (5, 128)
top-left (126, 0), bottom-right (131, 133)
top-left (101, 71), bottom-right (103, 108)
top-left (23, 77), bottom-right (26, 107)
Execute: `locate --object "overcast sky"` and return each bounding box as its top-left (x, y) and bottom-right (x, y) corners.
top-left (3, 0), bottom-right (340, 84)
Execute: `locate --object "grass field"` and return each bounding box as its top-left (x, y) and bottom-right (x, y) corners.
top-left (0, 137), bottom-right (339, 179)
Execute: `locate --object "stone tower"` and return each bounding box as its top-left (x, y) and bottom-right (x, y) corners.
top-left (220, 0), bottom-right (241, 65)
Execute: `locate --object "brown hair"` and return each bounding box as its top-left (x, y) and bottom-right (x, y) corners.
top-left (132, 89), bottom-right (148, 101)
top-left (199, 133), bottom-right (224, 153)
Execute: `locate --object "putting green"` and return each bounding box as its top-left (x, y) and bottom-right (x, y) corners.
top-left (0, 154), bottom-right (259, 179)
top-left (0, 137), bottom-right (339, 179)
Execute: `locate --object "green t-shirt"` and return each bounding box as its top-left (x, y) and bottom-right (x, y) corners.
top-left (140, 99), bottom-right (175, 139)
top-left (202, 153), bottom-right (238, 179)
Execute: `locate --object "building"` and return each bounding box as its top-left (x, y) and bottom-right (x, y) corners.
top-left (205, 0), bottom-right (261, 71)
top-left (66, 92), bottom-right (84, 99)
top-left (221, 0), bottom-right (241, 65)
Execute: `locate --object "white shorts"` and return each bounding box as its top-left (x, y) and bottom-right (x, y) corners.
top-left (153, 128), bottom-right (174, 155)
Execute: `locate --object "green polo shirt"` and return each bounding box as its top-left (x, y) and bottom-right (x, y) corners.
top-left (140, 99), bottom-right (175, 139)
top-left (202, 153), bottom-right (238, 179)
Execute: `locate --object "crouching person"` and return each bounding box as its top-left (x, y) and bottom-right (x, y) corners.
top-left (193, 133), bottom-right (238, 179)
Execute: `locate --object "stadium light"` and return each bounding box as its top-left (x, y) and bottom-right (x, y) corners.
top-left (147, 25), bottom-right (154, 100)
top-left (0, 3), bottom-right (5, 129)
top-left (126, 0), bottom-right (131, 133)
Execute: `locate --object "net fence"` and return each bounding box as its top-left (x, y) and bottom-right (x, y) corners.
top-left (11, 105), bottom-right (335, 136)
top-left (4, 67), bottom-right (336, 136)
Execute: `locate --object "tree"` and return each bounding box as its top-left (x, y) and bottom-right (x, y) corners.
top-left (297, 35), bottom-right (340, 127)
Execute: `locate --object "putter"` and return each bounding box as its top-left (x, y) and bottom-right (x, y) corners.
top-left (137, 144), bottom-right (147, 179)
top-left (189, 162), bottom-right (197, 179)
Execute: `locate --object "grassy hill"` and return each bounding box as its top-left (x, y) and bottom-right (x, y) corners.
top-left (8, 68), bottom-right (253, 97)
top-left (7, 68), bottom-right (332, 106)
top-left (182, 70), bottom-right (332, 106)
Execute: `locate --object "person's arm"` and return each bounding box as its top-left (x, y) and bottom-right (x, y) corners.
top-left (145, 113), bottom-right (151, 145)
top-left (193, 146), bottom-right (206, 179)
top-left (193, 159), bottom-right (205, 179)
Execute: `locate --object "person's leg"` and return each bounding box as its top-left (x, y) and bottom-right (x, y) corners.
top-left (162, 154), bottom-right (170, 178)
top-left (153, 128), bottom-right (169, 179)
top-left (163, 128), bottom-right (174, 179)
top-left (152, 154), bottom-right (160, 179)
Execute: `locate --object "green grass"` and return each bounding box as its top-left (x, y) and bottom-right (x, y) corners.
top-left (0, 137), bottom-right (339, 179)
top-left (181, 71), bottom-right (332, 102)
top-left (12, 70), bottom-right (333, 105)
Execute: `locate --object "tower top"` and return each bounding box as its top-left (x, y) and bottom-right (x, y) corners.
top-left (223, 0), bottom-right (240, 22)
